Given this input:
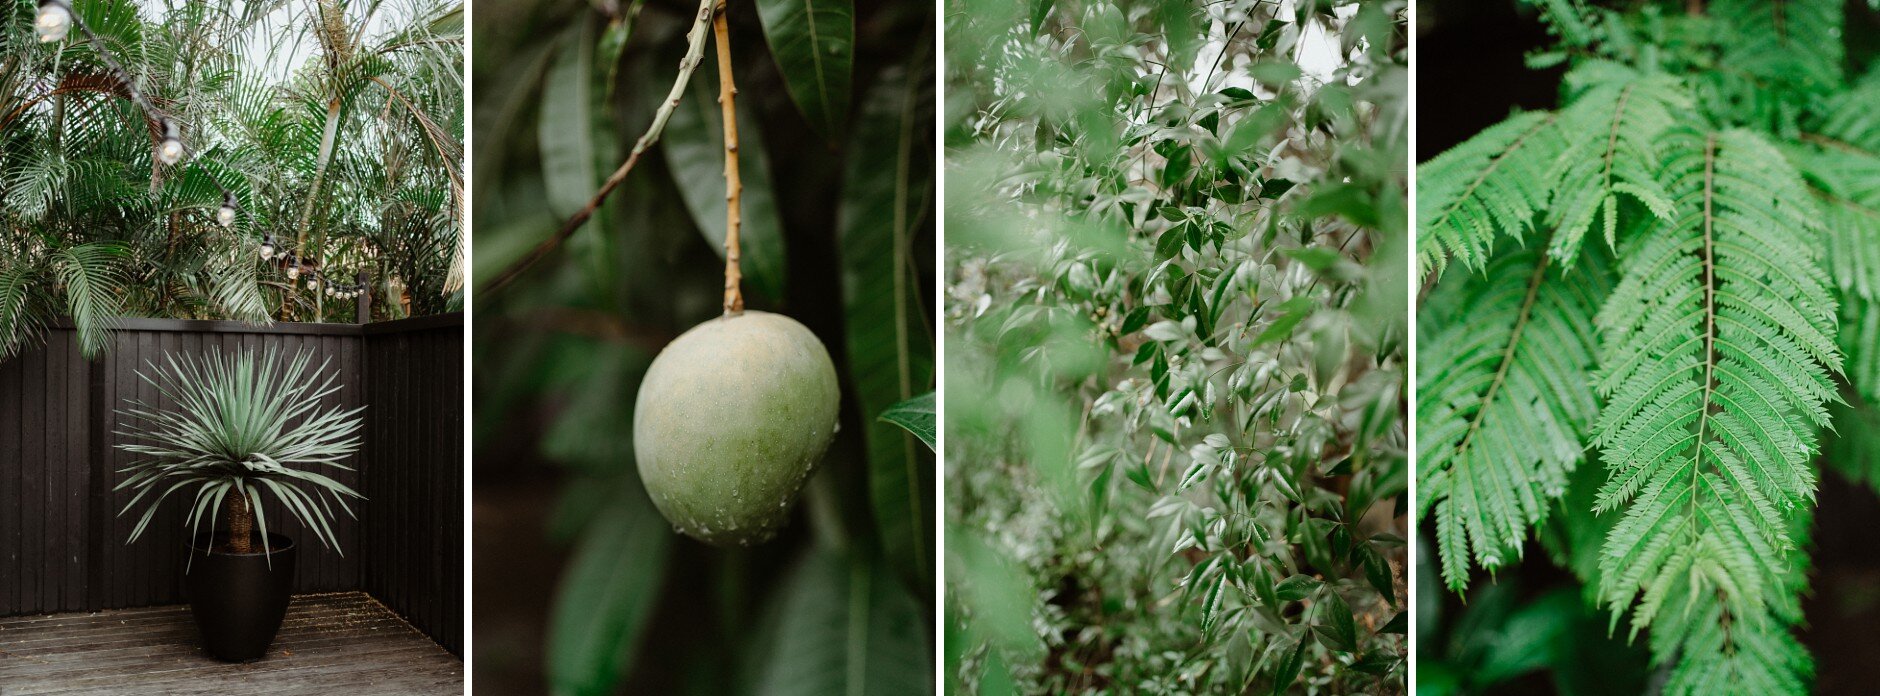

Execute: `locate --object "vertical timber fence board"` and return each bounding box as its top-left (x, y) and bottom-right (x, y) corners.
top-left (360, 315), bottom-right (464, 656)
top-left (0, 314), bottom-right (462, 655)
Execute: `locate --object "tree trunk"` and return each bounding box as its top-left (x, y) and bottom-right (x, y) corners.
top-left (226, 488), bottom-right (254, 553)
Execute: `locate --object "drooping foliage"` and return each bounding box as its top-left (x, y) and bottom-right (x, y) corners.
top-left (0, 0), bottom-right (465, 359)
top-left (1418, 243), bottom-right (1609, 593)
top-left (1417, 0), bottom-right (1880, 692)
top-left (945, 0), bottom-right (1407, 692)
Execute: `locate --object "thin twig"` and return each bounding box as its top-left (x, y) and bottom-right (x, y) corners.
top-left (714, 0), bottom-right (744, 316)
top-left (480, 0), bottom-right (718, 295)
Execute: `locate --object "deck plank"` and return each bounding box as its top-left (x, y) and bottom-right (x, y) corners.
top-left (0, 592), bottom-right (461, 695)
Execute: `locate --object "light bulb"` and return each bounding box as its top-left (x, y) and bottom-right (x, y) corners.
top-left (287, 265), bottom-right (300, 280)
top-left (36, 1), bottom-right (70, 43)
top-left (216, 205), bottom-right (236, 227)
top-left (308, 279), bottom-right (320, 291)
top-left (258, 244), bottom-right (274, 260)
top-left (156, 119), bottom-right (183, 165)
top-left (157, 138), bottom-right (183, 164)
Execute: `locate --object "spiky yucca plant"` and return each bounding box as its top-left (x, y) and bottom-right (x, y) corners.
top-left (115, 348), bottom-right (365, 559)
top-left (1417, 0), bottom-right (1880, 691)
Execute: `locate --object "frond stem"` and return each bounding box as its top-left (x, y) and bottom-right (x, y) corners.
top-left (1601, 84), bottom-right (1636, 190)
top-left (1452, 250), bottom-right (1550, 459)
top-left (1692, 133), bottom-right (1719, 553)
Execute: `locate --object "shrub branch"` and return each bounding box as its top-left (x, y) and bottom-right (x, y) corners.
top-left (714, 0), bottom-right (744, 316)
top-left (481, 0), bottom-right (718, 295)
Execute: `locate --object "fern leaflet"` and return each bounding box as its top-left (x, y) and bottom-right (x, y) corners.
top-left (1546, 65), bottom-right (1685, 265)
top-left (1415, 111), bottom-right (1568, 282)
top-left (1714, 0), bottom-right (1843, 96)
top-left (1418, 243), bottom-right (1611, 591)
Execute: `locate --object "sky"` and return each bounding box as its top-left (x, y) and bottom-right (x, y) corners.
top-left (140, 0), bottom-right (413, 82)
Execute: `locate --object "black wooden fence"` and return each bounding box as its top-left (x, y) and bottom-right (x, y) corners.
top-left (0, 313), bottom-right (463, 655)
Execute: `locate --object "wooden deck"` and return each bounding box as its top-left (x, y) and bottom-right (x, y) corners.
top-left (0, 592), bottom-right (462, 695)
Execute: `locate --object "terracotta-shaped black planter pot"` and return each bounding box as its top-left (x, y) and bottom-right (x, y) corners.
top-left (184, 532), bottom-right (297, 662)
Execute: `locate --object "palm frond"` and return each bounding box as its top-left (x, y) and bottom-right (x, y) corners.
top-left (52, 242), bottom-right (127, 357)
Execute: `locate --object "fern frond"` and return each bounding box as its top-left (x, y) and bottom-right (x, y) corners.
top-left (1546, 66), bottom-right (1687, 265)
top-left (1713, 0), bottom-right (1842, 97)
top-left (1417, 243), bottom-right (1612, 591)
top-left (1591, 129), bottom-right (1836, 646)
top-left (1416, 111), bottom-right (1569, 283)
top-left (1840, 295), bottom-right (1880, 404)
top-left (1651, 510), bottom-right (1814, 696)
top-left (1816, 78), bottom-right (1880, 154)
top-left (1796, 81), bottom-right (1880, 301)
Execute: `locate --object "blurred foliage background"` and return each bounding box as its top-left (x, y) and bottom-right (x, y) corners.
top-left (470, 0), bottom-right (934, 693)
top-left (944, 0), bottom-right (1406, 693)
top-left (1415, 1), bottom-right (1880, 694)
top-left (0, 0), bottom-right (465, 359)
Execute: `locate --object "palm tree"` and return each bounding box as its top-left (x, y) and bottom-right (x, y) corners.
top-left (0, 0), bottom-right (464, 359)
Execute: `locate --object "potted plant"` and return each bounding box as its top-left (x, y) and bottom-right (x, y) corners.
top-left (115, 347), bottom-right (366, 662)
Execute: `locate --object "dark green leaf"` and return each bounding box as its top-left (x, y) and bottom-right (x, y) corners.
top-left (1379, 611), bottom-right (1406, 635)
top-left (756, 547), bottom-right (932, 695)
top-left (663, 77), bottom-right (787, 301)
top-left (756, 0), bottom-right (855, 140)
top-left (1029, 0), bottom-right (1055, 37)
top-left (1259, 178), bottom-right (1297, 199)
top-left (1270, 636), bottom-right (1308, 695)
top-left (841, 62), bottom-right (937, 589)
top-left (1252, 296), bottom-right (1315, 346)
top-left (538, 16), bottom-right (618, 282)
top-left (1318, 588), bottom-right (1358, 653)
top-left (548, 488), bottom-right (672, 696)
top-left (878, 392), bottom-right (937, 451)
top-left (1274, 574), bottom-right (1320, 602)
top-left (1156, 222), bottom-right (1188, 259)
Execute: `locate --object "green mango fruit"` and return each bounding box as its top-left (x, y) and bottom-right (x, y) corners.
top-left (633, 310), bottom-right (840, 546)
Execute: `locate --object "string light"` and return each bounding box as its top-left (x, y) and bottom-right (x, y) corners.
top-left (157, 119), bottom-right (184, 165)
top-left (34, 0), bottom-right (256, 276)
top-left (286, 262), bottom-right (300, 281)
top-left (257, 234), bottom-right (277, 260)
top-left (35, 0), bottom-right (70, 43)
top-left (216, 193), bottom-right (237, 227)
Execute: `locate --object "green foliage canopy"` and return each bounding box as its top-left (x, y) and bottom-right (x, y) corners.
top-left (945, 0), bottom-right (1408, 692)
